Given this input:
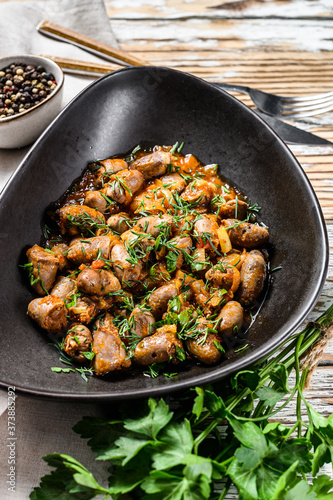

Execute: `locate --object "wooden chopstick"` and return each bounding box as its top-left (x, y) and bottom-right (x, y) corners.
top-left (39, 55), bottom-right (121, 76)
top-left (37, 19), bottom-right (148, 67)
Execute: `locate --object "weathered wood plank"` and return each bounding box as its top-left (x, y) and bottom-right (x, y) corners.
top-left (111, 18), bottom-right (333, 53)
top-left (113, 20), bottom-right (333, 220)
top-left (105, 0), bottom-right (333, 20)
top-left (107, 16), bottom-right (333, 207)
top-left (110, 22), bottom-right (333, 220)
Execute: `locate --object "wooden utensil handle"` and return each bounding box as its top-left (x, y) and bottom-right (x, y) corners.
top-left (38, 19), bottom-right (149, 67)
top-left (39, 55), bottom-right (121, 75)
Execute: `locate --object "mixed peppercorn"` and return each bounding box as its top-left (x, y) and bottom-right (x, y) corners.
top-left (0, 62), bottom-right (57, 119)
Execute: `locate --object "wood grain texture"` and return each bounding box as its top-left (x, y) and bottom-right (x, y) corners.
top-left (106, 1), bottom-right (333, 222)
top-left (105, 0), bottom-right (333, 20)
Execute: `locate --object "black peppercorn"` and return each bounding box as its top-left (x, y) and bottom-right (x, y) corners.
top-left (22, 91), bottom-right (32, 103)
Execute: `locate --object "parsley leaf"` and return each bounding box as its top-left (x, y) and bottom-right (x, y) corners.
top-left (255, 386), bottom-right (287, 407)
top-left (192, 387), bottom-right (205, 421)
top-left (123, 398), bottom-right (173, 439)
top-left (141, 463), bottom-right (212, 500)
top-left (30, 454), bottom-right (109, 500)
top-left (151, 420), bottom-right (193, 469)
top-left (107, 452), bottom-right (151, 496)
top-left (97, 434), bottom-right (154, 465)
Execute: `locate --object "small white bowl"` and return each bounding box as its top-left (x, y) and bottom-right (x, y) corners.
top-left (0, 55), bottom-right (64, 149)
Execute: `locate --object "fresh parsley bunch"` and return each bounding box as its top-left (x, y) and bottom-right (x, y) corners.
top-left (30, 304), bottom-right (333, 500)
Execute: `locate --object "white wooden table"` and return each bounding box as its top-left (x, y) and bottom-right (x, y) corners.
top-left (1, 1), bottom-right (333, 498)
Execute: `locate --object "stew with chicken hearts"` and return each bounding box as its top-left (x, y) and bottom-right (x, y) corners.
top-left (23, 144), bottom-right (269, 378)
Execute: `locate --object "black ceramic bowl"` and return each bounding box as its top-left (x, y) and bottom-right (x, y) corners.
top-left (0, 67), bottom-right (328, 400)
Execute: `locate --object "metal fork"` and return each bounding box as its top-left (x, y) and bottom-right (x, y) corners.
top-left (213, 82), bottom-right (333, 119)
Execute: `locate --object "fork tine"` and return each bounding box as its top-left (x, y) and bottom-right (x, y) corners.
top-left (281, 91), bottom-right (333, 103)
top-left (282, 94), bottom-right (333, 108)
top-left (281, 101), bottom-right (333, 118)
top-left (282, 98), bottom-right (333, 113)
top-left (213, 82), bottom-right (333, 118)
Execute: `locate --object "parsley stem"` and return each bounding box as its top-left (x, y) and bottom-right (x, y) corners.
top-left (226, 387), bottom-right (251, 412)
top-left (194, 387), bottom-right (253, 453)
top-left (193, 418), bottom-right (223, 454)
top-left (259, 303), bottom-right (333, 375)
top-left (217, 478), bottom-right (232, 500)
top-left (192, 410), bottom-right (211, 428)
top-left (285, 421), bottom-right (301, 439)
top-left (227, 308), bottom-right (333, 426)
top-left (232, 387), bottom-right (298, 423)
top-left (295, 333), bottom-right (305, 438)
top-left (215, 442), bottom-right (235, 462)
